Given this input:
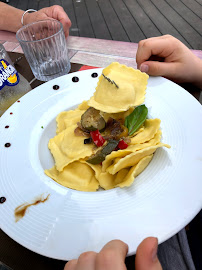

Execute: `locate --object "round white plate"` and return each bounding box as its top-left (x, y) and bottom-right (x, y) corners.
top-left (0, 68), bottom-right (202, 260)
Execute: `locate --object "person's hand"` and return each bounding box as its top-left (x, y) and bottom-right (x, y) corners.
top-left (24, 5), bottom-right (71, 38)
top-left (136, 35), bottom-right (202, 87)
top-left (64, 237), bottom-right (162, 270)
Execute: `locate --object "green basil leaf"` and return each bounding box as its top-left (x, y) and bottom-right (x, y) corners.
top-left (124, 105), bottom-right (148, 135)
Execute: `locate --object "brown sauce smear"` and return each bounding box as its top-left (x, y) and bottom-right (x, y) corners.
top-left (14, 194), bottom-right (50, 222)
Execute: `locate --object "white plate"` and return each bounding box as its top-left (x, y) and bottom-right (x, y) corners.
top-left (0, 68), bottom-right (202, 261)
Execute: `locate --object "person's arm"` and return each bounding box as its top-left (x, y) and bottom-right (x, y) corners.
top-left (136, 35), bottom-right (202, 89)
top-left (0, 3), bottom-right (24, 33)
top-left (0, 3), bottom-right (71, 37)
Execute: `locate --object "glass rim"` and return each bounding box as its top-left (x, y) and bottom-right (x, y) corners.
top-left (16, 19), bottom-right (63, 43)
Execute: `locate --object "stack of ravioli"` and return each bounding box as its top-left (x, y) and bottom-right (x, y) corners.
top-left (45, 62), bottom-right (170, 191)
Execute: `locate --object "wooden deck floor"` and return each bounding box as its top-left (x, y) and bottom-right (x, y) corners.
top-left (6, 0), bottom-right (202, 49)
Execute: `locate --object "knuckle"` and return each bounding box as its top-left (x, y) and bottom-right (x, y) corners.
top-left (53, 5), bottom-right (60, 9)
top-left (166, 34), bottom-right (178, 43)
top-left (138, 39), bottom-right (145, 48)
top-left (164, 34), bottom-right (172, 39)
top-left (142, 39), bottom-right (153, 49)
top-left (53, 5), bottom-right (63, 11)
top-left (152, 63), bottom-right (161, 74)
top-left (96, 249), bottom-right (117, 267)
top-left (64, 260), bottom-right (76, 269)
top-left (78, 251), bottom-right (96, 264)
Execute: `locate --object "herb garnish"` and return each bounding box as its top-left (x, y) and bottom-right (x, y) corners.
top-left (125, 105), bottom-right (148, 136)
top-left (102, 73), bottom-right (119, 88)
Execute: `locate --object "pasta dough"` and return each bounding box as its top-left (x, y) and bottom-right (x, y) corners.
top-left (88, 62), bottom-right (149, 113)
top-left (45, 62), bottom-right (170, 192)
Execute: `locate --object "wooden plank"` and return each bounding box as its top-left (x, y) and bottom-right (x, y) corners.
top-left (124, 0), bottom-right (161, 38)
top-left (166, 0), bottom-right (202, 35)
top-left (73, 0), bottom-right (95, 38)
top-left (8, 0), bottom-right (19, 8)
top-left (50, 0), bottom-right (62, 6)
top-left (61, 0), bottom-right (79, 37)
top-left (38, 0), bottom-right (50, 10)
top-left (110, 0), bottom-right (145, 42)
top-left (27, 0), bottom-right (39, 10)
top-left (170, 0), bottom-right (202, 34)
top-left (67, 36), bottom-right (138, 58)
top-left (97, 0), bottom-right (130, 42)
top-left (151, 0), bottom-right (202, 49)
top-left (180, 0), bottom-right (202, 18)
top-left (70, 50), bottom-right (137, 69)
top-left (16, 0), bottom-right (28, 10)
top-left (135, 0), bottom-right (190, 48)
top-left (85, 0), bottom-right (112, 40)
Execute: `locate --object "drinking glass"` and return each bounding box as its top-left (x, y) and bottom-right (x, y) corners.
top-left (16, 20), bottom-right (71, 81)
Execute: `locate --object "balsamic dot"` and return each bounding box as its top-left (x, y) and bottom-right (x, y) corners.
top-left (17, 100), bottom-right (20, 102)
top-left (5, 125), bottom-right (9, 129)
top-left (91, 72), bottom-right (98, 78)
top-left (5, 143), bottom-right (11, 148)
top-left (0, 197), bottom-right (6, 204)
top-left (53, 85), bottom-right (60, 90)
top-left (72, 76), bottom-right (79, 82)
top-left (10, 112), bottom-right (13, 115)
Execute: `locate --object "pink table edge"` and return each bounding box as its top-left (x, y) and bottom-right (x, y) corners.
top-left (0, 31), bottom-right (202, 62)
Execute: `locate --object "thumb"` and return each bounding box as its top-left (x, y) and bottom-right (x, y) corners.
top-left (135, 237), bottom-right (162, 270)
top-left (139, 61), bottom-right (179, 79)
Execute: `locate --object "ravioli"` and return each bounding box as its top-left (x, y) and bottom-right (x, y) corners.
top-left (45, 62), bottom-right (170, 192)
top-left (130, 119), bottom-right (161, 145)
top-left (88, 62), bottom-right (149, 113)
top-left (48, 124), bottom-right (95, 172)
top-left (102, 130), bottom-right (162, 172)
top-left (45, 161), bottom-right (99, 192)
top-left (98, 155), bottom-right (153, 190)
top-left (106, 143), bottom-right (170, 175)
top-left (56, 109), bottom-right (85, 134)
top-left (77, 100), bottom-right (90, 110)
top-left (100, 107), bottom-right (134, 122)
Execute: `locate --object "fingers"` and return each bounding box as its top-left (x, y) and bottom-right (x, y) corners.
top-left (135, 237), bottom-right (162, 270)
top-left (65, 252), bottom-right (97, 270)
top-left (64, 259), bottom-right (77, 270)
top-left (136, 35), bottom-right (177, 68)
top-left (138, 35), bottom-right (170, 49)
top-left (77, 251), bottom-right (97, 270)
top-left (65, 240), bottom-right (128, 270)
top-left (139, 61), bottom-right (180, 79)
top-left (136, 34), bottom-right (202, 85)
top-left (30, 5), bottom-right (72, 38)
top-left (50, 5), bottom-right (72, 37)
top-left (95, 240), bottom-right (128, 270)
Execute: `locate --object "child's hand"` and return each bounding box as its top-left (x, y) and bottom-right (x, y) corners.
top-left (136, 35), bottom-right (202, 88)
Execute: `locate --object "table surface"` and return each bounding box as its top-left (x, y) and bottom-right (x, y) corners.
top-left (1, 30), bottom-right (202, 102)
top-left (0, 31), bottom-right (202, 270)
top-left (7, 0), bottom-right (202, 50)
top-left (1, 30), bottom-right (202, 66)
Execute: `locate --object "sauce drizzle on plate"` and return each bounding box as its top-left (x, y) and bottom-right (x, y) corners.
top-left (14, 194), bottom-right (50, 222)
